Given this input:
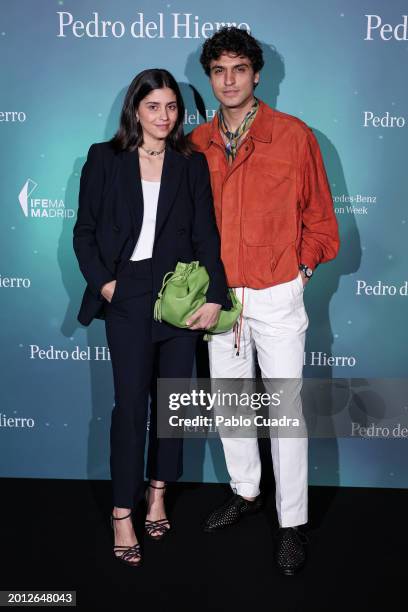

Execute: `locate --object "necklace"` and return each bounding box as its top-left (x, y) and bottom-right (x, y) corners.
top-left (141, 145), bottom-right (165, 157)
top-left (218, 98), bottom-right (259, 162)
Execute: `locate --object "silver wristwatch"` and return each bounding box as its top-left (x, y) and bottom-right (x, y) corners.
top-left (299, 263), bottom-right (313, 278)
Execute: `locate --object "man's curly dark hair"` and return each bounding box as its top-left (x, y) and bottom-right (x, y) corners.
top-left (200, 27), bottom-right (264, 76)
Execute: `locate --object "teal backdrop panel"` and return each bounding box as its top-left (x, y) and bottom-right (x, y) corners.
top-left (1, 0), bottom-right (407, 487)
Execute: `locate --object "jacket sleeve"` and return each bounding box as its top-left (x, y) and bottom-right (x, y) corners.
top-left (189, 153), bottom-right (230, 309)
top-left (73, 144), bottom-right (115, 299)
top-left (299, 129), bottom-right (340, 269)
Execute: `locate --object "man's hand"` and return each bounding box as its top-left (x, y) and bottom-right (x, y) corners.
top-left (101, 280), bottom-right (116, 303)
top-left (186, 303), bottom-right (222, 330)
top-left (300, 272), bottom-right (309, 287)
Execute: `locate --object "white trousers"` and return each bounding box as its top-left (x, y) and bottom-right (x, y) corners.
top-left (208, 273), bottom-right (309, 528)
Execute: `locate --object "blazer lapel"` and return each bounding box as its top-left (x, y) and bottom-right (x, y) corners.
top-left (154, 147), bottom-right (184, 242)
top-left (119, 149), bottom-right (143, 238)
top-left (119, 146), bottom-right (184, 243)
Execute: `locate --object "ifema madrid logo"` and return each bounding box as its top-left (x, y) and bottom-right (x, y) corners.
top-left (18, 179), bottom-right (75, 219)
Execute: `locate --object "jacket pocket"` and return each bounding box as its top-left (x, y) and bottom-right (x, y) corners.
top-left (241, 242), bottom-right (276, 286)
top-left (244, 162), bottom-right (296, 215)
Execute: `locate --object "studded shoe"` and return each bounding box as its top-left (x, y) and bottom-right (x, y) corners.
top-left (203, 493), bottom-right (262, 533)
top-left (274, 527), bottom-right (308, 576)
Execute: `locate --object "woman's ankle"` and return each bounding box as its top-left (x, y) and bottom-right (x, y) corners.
top-left (148, 481), bottom-right (166, 503)
top-left (112, 506), bottom-right (132, 518)
top-left (149, 479), bottom-right (166, 489)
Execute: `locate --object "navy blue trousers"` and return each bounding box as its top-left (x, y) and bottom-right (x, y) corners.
top-left (105, 258), bottom-right (197, 509)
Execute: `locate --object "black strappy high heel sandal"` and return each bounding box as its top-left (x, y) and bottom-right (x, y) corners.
top-left (144, 483), bottom-right (171, 542)
top-left (110, 511), bottom-right (142, 567)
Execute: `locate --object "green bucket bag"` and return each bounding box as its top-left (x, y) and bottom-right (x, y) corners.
top-left (153, 261), bottom-right (242, 336)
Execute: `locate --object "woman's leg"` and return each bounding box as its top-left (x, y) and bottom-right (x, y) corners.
top-left (105, 292), bottom-right (155, 553)
top-left (145, 336), bottom-right (197, 533)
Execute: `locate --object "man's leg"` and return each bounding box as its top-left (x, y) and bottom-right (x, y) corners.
top-left (204, 293), bottom-right (263, 531)
top-left (248, 274), bottom-right (308, 528)
top-left (247, 275), bottom-right (309, 575)
top-left (208, 307), bottom-right (260, 498)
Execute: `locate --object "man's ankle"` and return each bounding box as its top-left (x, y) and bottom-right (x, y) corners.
top-left (240, 495), bottom-right (256, 502)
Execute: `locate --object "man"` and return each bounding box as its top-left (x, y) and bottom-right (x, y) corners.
top-left (190, 27), bottom-right (340, 575)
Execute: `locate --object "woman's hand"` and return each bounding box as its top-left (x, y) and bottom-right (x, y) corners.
top-left (186, 303), bottom-right (222, 330)
top-left (101, 280), bottom-right (117, 303)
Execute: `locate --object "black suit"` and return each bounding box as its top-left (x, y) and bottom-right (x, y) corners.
top-left (73, 142), bottom-right (229, 508)
top-left (73, 142), bottom-right (230, 336)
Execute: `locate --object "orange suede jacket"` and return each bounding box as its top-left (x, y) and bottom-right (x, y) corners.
top-left (190, 99), bottom-right (340, 289)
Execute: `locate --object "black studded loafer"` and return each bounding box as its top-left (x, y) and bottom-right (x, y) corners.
top-left (274, 527), bottom-right (308, 576)
top-left (203, 493), bottom-right (262, 533)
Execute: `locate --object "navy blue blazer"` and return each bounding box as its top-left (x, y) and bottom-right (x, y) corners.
top-left (73, 141), bottom-right (230, 339)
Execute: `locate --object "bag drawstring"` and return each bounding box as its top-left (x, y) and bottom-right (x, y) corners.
top-left (154, 271), bottom-right (174, 322)
top-left (233, 287), bottom-right (245, 356)
top-left (154, 263), bottom-right (197, 322)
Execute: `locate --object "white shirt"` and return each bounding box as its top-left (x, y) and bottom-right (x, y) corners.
top-left (130, 179), bottom-right (161, 261)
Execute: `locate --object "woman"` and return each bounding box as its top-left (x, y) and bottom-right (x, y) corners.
top-left (73, 69), bottom-right (229, 567)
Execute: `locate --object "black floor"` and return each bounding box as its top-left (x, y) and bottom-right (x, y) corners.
top-left (0, 478), bottom-right (406, 611)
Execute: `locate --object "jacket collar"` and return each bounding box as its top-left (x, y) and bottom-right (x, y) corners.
top-left (120, 145), bottom-right (184, 241)
top-left (206, 98), bottom-right (274, 149)
top-left (154, 146), bottom-right (184, 242)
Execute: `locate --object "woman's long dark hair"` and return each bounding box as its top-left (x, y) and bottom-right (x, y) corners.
top-left (110, 68), bottom-right (192, 156)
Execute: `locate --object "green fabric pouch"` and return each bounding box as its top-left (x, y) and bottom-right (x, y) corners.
top-left (153, 261), bottom-right (241, 335)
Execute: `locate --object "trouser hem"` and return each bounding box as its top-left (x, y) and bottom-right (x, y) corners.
top-left (230, 482), bottom-right (261, 498)
top-left (279, 511), bottom-right (308, 528)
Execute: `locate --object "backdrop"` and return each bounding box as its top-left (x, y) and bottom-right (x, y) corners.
top-left (1, 0), bottom-right (407, 487)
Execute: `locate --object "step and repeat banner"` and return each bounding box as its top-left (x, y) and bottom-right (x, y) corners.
top-left (1, 1), bottom-right (407, 487)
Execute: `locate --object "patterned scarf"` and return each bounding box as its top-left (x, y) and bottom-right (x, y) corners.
top-left (218, 98), bottom-right (259, 162)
